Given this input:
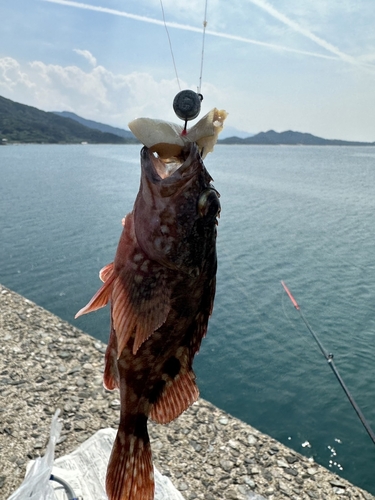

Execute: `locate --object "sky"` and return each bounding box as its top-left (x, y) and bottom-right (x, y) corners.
top-left (1, 0), bottom-right (375, 141)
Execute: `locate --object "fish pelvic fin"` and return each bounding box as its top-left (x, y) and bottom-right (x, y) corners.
top-left (150, 370), bottom-right (199, 424)
top-left (106, 418), bottom-right (154, 500)
top-left (104, 320), bottom-right (120, 390)
top-left (75, 263), bottom-right (115, 319)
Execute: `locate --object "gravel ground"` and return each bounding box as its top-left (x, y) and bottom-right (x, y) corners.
top-left (1, 283), bottom-right (374, 500)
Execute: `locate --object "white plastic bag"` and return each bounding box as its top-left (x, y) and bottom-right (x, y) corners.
top-left (8, 409), bottom-right (62, 500)
top-left (9, 412), bottom-right (185, 500)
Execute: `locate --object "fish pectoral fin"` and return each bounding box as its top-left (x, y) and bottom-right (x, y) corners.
top-left (99, 262), bottom-right (114, 282)
top-left (110, 212), bottom-right (172, 355)
top-left (112, 266), bottom-right (171, 356)
top-left (106, 420), bottom-right (154, 500)
top-left (150, 370), bottom-right (199, 424)
top-left (75, 271), bottom-right (115, 319)
top-left (132, 289), bottom-right (171, 354)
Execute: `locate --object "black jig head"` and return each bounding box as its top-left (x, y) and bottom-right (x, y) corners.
top-left (173, 90), bottom-right (203, 134)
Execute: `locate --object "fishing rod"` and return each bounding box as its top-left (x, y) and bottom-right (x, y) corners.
top-left (281, 280), bottom-right (375, 447)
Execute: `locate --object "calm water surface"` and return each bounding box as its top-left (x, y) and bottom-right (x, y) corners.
top-left (1, 144), bottom-right (375, 493)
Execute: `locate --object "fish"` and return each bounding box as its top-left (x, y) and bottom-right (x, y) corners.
top-left (75, 142), bottom-right (220, 500)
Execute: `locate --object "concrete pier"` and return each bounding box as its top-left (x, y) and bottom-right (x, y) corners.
top-left (1, 284), bottom-right (374, 500)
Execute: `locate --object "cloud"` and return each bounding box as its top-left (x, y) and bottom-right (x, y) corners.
top-left (245, 0), bottom-right (368, 67)
top-left (0, 57), bottom-right (35, 92)
top-left (141, 0), bottom-right (219, 25)
top-left (41, 0), bottom-right (338, 61)
top-left (0, 56), bottom-right (224, 127)
top-left (73, 49), bottom-right (97, 67)
top-left (2, 53), bottom-right (375, 142)
top-left (359, 53), bottom-right (375, 63)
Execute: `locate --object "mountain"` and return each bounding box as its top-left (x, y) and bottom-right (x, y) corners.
top-left (219, 125), bottom-right (254, 140)
top-left (52, 111), bottom-right (137, 141)
top-left (56, 113), bottom-right (254, 141)
top-left (3, 95), bottom-right (372, 147)
top-left (219, 129), bottom-right (374, 146)
top-left (0, 95), bottom-right (137, 144)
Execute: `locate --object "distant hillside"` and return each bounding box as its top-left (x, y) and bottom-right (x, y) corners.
top-left (52, 111), bottom-right (137, 141)
top-left (0, 95), bottom-right (136, 144)
top-left (55, 114), bottom-right (254, 141)
top-left (3, 96), bottom-right (372, 147)
top-left (219, 125), bottom-right (254, 140)
top-left (219, 129), bottom-right (375, 146)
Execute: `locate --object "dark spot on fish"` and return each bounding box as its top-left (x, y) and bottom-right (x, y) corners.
top-left (134, 413), bottom-right (149, 443)
top-left (125, 413), bottom-right (149, 442)
top-left (163, 356), bottom-right (181, 379)
top-left (148, 380), bottom-right (166, 404)
top-left (131, 379), bottom-right (146, 398)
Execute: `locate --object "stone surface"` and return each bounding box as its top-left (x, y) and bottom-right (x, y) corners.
top-left (1, 284), bottom-right (374, 500)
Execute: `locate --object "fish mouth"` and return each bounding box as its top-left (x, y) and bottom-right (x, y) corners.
top-left (150, 154), bottom-right (182, 180)
top-left (141, 143), bottom-right (201, 184)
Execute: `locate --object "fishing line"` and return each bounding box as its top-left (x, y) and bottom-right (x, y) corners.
top-left (281, 280), bottom-right (375, 447)
top-left (159, 0), bottom-right (208, 128)
top-left (216, 244), bottom-right (312, 370)
top-left (197, 0), bottom-right (209, 95)
top-left (218, 245), bottom-right (270, 335)
top-left (159, 0), bottom-right (181, 90)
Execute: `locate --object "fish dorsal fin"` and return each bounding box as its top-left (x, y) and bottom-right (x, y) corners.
top-left (75, 265), bottom-right (115, 318)
top-left (112, 213), bottom-right (172, 356)
top-left (150, 369), bottom-right (199, 424)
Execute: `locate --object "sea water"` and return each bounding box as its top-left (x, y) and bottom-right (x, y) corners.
top-left (1, 144), bottom-right (375, 493)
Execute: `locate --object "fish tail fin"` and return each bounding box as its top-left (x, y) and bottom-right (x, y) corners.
top-left (75, 265), bottom-right (115, 319)
top-left (106, 419), bottom-right (154, 500)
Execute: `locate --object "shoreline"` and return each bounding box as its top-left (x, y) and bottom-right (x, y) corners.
top-left (1, 283), bottom-right (374, 500)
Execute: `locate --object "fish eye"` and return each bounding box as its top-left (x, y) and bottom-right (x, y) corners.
top-left (198, 189), bottom-right (221, 219)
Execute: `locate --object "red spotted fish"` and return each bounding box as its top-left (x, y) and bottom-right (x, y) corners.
top-left (75, 142), bottom-right (220, 500)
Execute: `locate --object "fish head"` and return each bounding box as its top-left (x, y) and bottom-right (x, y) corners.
top-left (133, 142), bottom-right (220, 274)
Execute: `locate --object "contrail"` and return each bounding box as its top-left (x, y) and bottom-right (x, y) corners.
top-left (245, 0), bottom-right (360, 66)
top-left (41, 0), bottom-right (338, 61)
